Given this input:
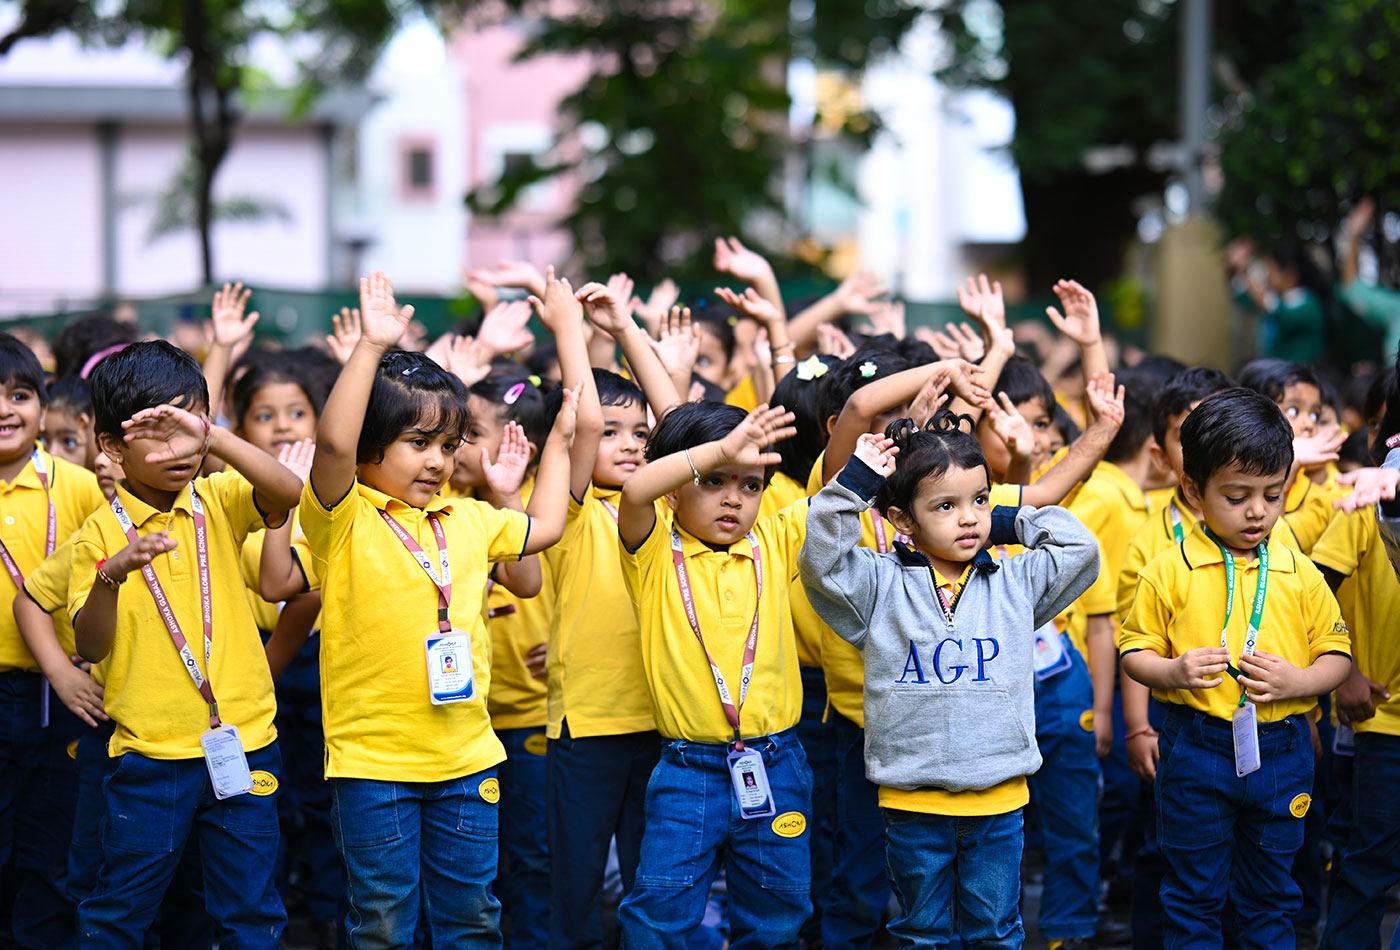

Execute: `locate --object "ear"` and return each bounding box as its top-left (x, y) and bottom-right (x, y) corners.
top-left (97, 430), bottom-right (124, 465)
top-left (664, 489), bottom-right (680, 512)
top-left (885, 506), bottom-right (917, 538)
top-left (527, 441), bottom-right (540, 465)
top-left (78, 411), bottom-right (93, 432)
top-left (1148, 442), bottom-right (1175, 483)
top-left (826, 415), bottom-right (838, 438)
top-left (1180, 472), bottom-right (1204, 511)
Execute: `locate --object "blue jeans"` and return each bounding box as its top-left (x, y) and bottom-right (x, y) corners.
top-left (882, 807), bottom-right (1025, 949)
top-left (824, 711), bottom-right (890, 950)
top-left (0, 671), bottom-right (84, 950)
top-left (1156, 707), bottom-right (1312, 950)
top-left (619, 728), bottom-right (812, 950)
top-left (332, 768), bottom-right (501, 950)
top-left (546, 722), bottom-right (660, 950)
top-left (1131, 698), bottom-right (1168, 950)
top-left (78, 743), bottom-right (286, 950)
top-left (68, 722), bottom-right (212, 950)
top-left (1100, 683), bottom-right (1140, 883)
top-left (497, 727), bottom-right (549, 950)
top-left (795, 666), bottom-right (837, 946)
top-left (1028, 636), bottom-right (1100, 942)
top-left (1321, 731), bottom-right (1400, 950)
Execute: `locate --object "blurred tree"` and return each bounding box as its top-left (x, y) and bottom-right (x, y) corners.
top-left (467, 0), bottom-right (917, 282)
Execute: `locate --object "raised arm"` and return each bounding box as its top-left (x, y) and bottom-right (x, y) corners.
top-left (75, 532), bottom-right (177, 663)
top-left (521, 385), bottom-right (578, 555)
top-left (203, 282), bottom-right (259, 418)
top-left (617, 405), bottom-right (795, 551)
top-left (576, 281), bottom-right (684, 418)
top-left (529, 267), bottom-right (600, 501)
top-left (714, 237), bottom-right (785, 319)
top-left (788, 271), bottom-right (886, 350)
top-left (310, 272), bottom-right (414, 508)
top-left (258, 440), bottom-right (315, 601)
top-left (1045, 279), bottom-right (1110, 416)
top-left (715, 285), bottom-right (794, 384)
top-left (1021, 372), bottom-right (1125, 507)
top-left (479, 420), bottom-right (543, 596)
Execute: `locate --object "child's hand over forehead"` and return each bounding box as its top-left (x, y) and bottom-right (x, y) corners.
top-left (1294, 425), bottom-right (1344, 471)
top-left (122, 404), bottom-right (213, 465)
top-left (484, 422), bottom-right (530, 498)
top-left (718, 404), bottom-right (796, 469)
top-left (853, 433), bottom-right (898, 477)
top-left (276, 438), bottom-right (315, 484)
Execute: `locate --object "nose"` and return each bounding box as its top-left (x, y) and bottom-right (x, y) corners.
top-left (721, 481), bottom-right (744, 507)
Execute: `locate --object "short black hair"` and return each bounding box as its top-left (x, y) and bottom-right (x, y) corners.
top-left (0, 332), bottom-right (47, 404)
top-left (1106, 370), bottom-right (1156, 463)
top-left (358, 349), bottom-right (470, 465)
top-left (594, 367), bottom-right (643, 410)
top-left (689, 373), bottom-right (727, 403)
top-left (231, 349), bottom-right (331, 429)
top-left (818, 346), bottom-right (913, 429)
top-left (90, 341), bottom-right (208, 442)
top-left (1131, 354), bottom-right (1188, 389)
top-left (470, 372), bottom-right (556, 448)
top-left (45, 375), bottom-right (91, 416)
top-left (51, 314), bottom-right (138, 379)
top-left (1374, 344), bottom-right (1400, 465)
top-left (692, 310), bottom-right (736, 362)
top-left (525, 342), bottom-right (558, 380)
top-left (1340, 429), bottom-right (1371, 469)
top-left (770, 355), bottom-right (838, 484)
top-left (1237, 358), bottom-right (1318, 404)
top-left (990, 356), bottom-right (1054, 413)
top-left (645, 401), bottom-right (750, 465)
top-left (1150, 367), bottom-right (1236, 447)
top-left (876, 410), bottom-right (991, 517)
top-left (1364, 369), bottom-right (1395, 423)
top-left (1180, 388), bottom-right (1294, 491)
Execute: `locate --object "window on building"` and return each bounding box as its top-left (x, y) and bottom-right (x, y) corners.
top-left (401, 139), bottom-right (436, 199)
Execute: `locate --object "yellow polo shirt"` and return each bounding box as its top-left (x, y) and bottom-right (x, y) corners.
top-left (1, 448), bottom-right (104, 672)
top-left (1069, 460), bottom-right (1149, 620)
top-left (879, 573), bottom-right (1028, 817)
top-left (238, 530), bottom-right (281, 636)
top-left (542, 485), bottom-right (657, 739)
top-left (302, 479), bottom-right (527, 781)
top-left (68, 472), bottom-right (279, 758)
top-left (1119, 522), bottom-right (1350, 723)
top-left (1282, 473), bottom-right (1348, 556)
top-left (20, 534), bottom-right (83, 670)
top-left (487, 482), bottom-right (553, 731)
top-left (1313, 509), bottom-right (1400, 736)
top-left (620, 507), bottom-right (805, 742)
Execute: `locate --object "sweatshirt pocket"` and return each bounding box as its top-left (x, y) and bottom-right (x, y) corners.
top-left (867, 684), bottom-right (1033, 787)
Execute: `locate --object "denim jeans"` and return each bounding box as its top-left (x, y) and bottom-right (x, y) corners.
top-left (1100, 682), bottom-right (1140, 884)
top-left (0, 671), bottom-right (85, 950)
top-left (332, 768), bottom-right (502, 950)
top-left (1156, 706), bottom-right (1312, 950)
top-left (824, 711), bottom-right (890, 950)
top-left (795, 665), bottom-right (837, 947)
top-left (68, 722), bottom-right (212, 950)
top-left (619, 728), bottom-right (812, 950)
top-left (78, 743), bottom-right (286, 950)
top-left (497, 727), bottom-right (549, 950)
top-left (882, 807), bottom-right (1025, 949)
top-left (1131, 698), bottom-right (1168, 950)
top-left (1321, 731), bottom-right (1400, 950)
top-left (546, 722), bottom-right (660, 950)
top-left (1028, 635), bottom-right (1100, 942)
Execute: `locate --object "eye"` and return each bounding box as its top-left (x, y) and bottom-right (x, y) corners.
top-left (257, 412), bottom-right (273, 423)
top-left (697, 356), bottom-right (712, 367)
top-left (1308, 412), bottom-right (1319, 423)
top-left (742, 479), bottom-right (762, 492)
top-left (701, 475), bottom-right (724, 487)
top-left (1226, 496), bottom-right (1246, 506)
top-left (1033, 421), bottom-right (1049, 430)
top-left (935, 501), bottom-right (953, 512)
top-left (1284, 406), bottom-right (1299, 417)
top-left (63, 437), bottom-right (80, 450)
top-left (975, 494), bottom-right (989, 505)
top-left (444, 442), bottom-right (460, 453)
top-left (411, 438), bottom-right (428, 448)
top-left (11, 391), bottom-right (28, 402)
top-left (601, 427), bottom-right (616, 438)
top-left (1265, 493), bottom-right (1281, 503)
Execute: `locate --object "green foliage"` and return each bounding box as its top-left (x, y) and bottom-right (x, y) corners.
top-left (1213, 0), bottom-right (1400, 248)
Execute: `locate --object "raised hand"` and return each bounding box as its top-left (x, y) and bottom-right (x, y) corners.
top-left (918, 326), bottom-right (962, 361)
top-left (326, 307), bottom-right (362, 365)
top-left (122, 404), bottom-right (212, 465)
top-left (718, 404), bottom-right (797, 469)
top-left (470, 260), bottom-right (547, 298)
top-left (652, 305), bottom-right (700, 380)
top-left (956, 274), bottom-right (1006, 330)
top-left (1334, 466), bottom-right (1400, 511)
top-left (1172, 646), bottom-right (1231, 689)
top-left (1085, 372), bottom-right (1126, 431)
top-left (477, 300), bottom-right (536, 358)
top-left (210, 282), bottom-right (259, 347)
top-left (462, 268), bottom-right (501, 312)
top-left (104, 531), bottom-right (179, 583)
top-left (573, 280), bottom-right (633, 339)
top-left (908, 377), bottom-right (950, 429)
top-left (483, 421), bottom-right (531, 498)
top-left (554, 380), bottom-right (581, 446)
top-left (853, 433), bottom-right (899, 477)
top-left (276, 438), bottom-right (315, 484)
top-left (444, 335), bottom-right (492, 388)
top-left (606, 273), bottom-right (637, 324)
top-left (988, 393), bottom-right (1037, 462)
top-left (833, 270), bottom-right (887, 315)
top-left (867, 300), bottom-right (906, 340)
top-left (632, 278), bottom-right (681, 333)
top-left (1295, 426), bottom-right (1345, 470)
top-left (713, 236), bottom-right (776, 286)
top-left (526, 266), bottom-right (583, 336)
top-left (714, 286), bottom-right (783, 327)
top-left (358, 271), bottom-right (415, 350)
top-left (948, 322), bottom-right (986, 361)
top-left (817, 324), bottom-right (856, 359)
top-left (938, 358), bottom-right (993, 411)
top-left (1046, 279), bottom-right (1101, 348)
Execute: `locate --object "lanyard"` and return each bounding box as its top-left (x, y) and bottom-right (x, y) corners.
top-left (671, 528), bottom-right (762, 749)
top-left (380, 510), bottom-right (453, 633)
top-left (1213, 534), bottom-right (1269, 707)
top-left (0, 450), bottom-right (55, 589)
top-left (869, 511), bottom-right (909, 554)
top-left (599, 497), bottom-right (620, 523)
top-left (109, 488), bottom-right (220, 728)
top-left (1168, 499), bottom-right (1185, 544)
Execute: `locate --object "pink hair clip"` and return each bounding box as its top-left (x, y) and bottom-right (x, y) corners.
top-left (79, 343), bottom-right (130, 379)
top-left (503, 381), bottom-right (527, 405)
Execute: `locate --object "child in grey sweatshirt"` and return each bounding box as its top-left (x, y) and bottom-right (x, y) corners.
top-left (799, 415), bottom-right (1098, 949)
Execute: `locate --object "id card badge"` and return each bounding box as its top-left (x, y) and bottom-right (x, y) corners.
top-left (200, 724), bottom-right (254, 800)
top-left (726, 746), bottom-right (777, 819)
top-left (1232, 703), bottom-right (1261, 777)
top-left (1032, 625), bottom-right (1072, 681)
top-left (426, 632), bottom-right (476, 705)
top-left (1333, 722), bottom-right (1356, 757)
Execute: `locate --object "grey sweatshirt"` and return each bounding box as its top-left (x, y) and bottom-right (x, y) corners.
top-left (798, 457), bottom-right (1100, 793)
top-left (1379, 447), bottom-right (1400, 581)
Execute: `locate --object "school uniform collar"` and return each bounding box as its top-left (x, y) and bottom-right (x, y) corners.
top-left (113, 478), bottom-right (196, 528)
top-left (0, 444), bottom-right (51, 492)
top-left (358, 480), bottom-right (456, 516)
top-left (1178, 521), bottom-right (1297, 574)
top-left (591, 483), bottom-right (621, 503)
top-left (1094, 460), bottom-right (1149, 511)
top-left (891, 539), bottom-right (999, 576)
top-left (673, 521), bottom-right (758, 562)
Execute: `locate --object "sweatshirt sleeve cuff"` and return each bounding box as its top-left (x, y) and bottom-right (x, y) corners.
top-left (836, 456), bottom-right (886, 502)
top-left (988, 505), bottom-right (1023, 546)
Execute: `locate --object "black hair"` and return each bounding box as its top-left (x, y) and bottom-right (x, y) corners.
top-left (0, 333), bottom-right (47, 404)
top-left (1340, 430), bottom-right (1371, 469)
top-left (51, 314), bottom-right (139, 379)
top-left (876, 410), bottom-right (992, 517)
top-left (469, 372), bottom-right (556, 448)
top-left (231, 349), bottom-right (330, 430)
top-left (1374, 344), bottom-right (1400, 465)
top-left (645, 400), bottom-right (749, 464)
top-left (594, 367), bottom-right (643, 409)
top-left (691, 310), bottom-right (736, 363)
top-left (769, 355), bottom-right (839, 484)
top-left (1105, 370), bottom-right (1157, 463)
top-left (1052, 402), bottom-right (1080, 446)
top-left (989, 356), bottom-right (1055, 413)
top-left (1180, 388), bottom-right (1294, 491)
top-left (1344, 371), bottom-right (1378, 421)
top-left (1131, 354), bottom-right (1188, 389)
top-left (818, 346), bottom-right (913, 430)
top-left (689, 374), bottom-right (727, 403)
top-left (1317, 377), bottom-right (1342, 420)
top-left (896, 336), bottom-right (939, 367)
top-left (358, 349), bottom-right (471, 466)
top-left (90, 341), bottom-right (208, 442)
top-left (1364, 369), bottom-right (1395, 423)
top-left (1150, 367), bottom-right (1236, 447)
top-left (45, 376), bottom-right (91, 416)
top-left (1237, 358), bottom-right (1318, 404)
top-left (1264, 242), bottom-right (1330, 305)
top-left (525, 342), bottom-right (559, 380)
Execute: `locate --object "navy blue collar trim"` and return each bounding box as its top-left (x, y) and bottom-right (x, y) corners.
top-left (892, 540), bottom-right (1000, 575)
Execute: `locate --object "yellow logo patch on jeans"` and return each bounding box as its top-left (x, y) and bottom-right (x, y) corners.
top-left (771, 812), bottom-right (807, 838)
top-left (250, 771), bottom-right (279, 796)
top-left (478, 778), bottom-right (501, 804)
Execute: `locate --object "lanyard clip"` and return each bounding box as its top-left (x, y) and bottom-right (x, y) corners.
top-left (732, 727), bottom-right (745, 753)
top-left (438, 606), bottom-right (451, 629)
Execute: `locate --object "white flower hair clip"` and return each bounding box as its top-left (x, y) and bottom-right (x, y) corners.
top-left (796, 356), bottom-right (829, 381)
top-left (859, 360), bottom-right (878, 379)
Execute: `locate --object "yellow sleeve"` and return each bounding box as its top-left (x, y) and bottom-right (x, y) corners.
top-left (291, 537), bottom-right (320, 591)
top-left (23, 536), bottom-right (75, 614)
top-left (1118, 568), bottom-right (1174, 658)
top-left (478, 502), bottom-right (532, 564)
top-left (66, 522), bottom-right (109, 622)
top-left (1117, 532), bottom-right (1150, 623)
top-left (1311, 509), bottom-right (1361, 578)
top-left (1285, 482), bottom-right (1339, 556)
top-left (203, 469), bottom-right (274, 542)
top-left (806, 452), bottom-right (827, 495)
top-left (989, 483), bottom-right (1023, 508)
top-left (1301, 563), bottom-right (1351, 663)
top-left (619, 508), bottom-right (670, 605)
top-left (299, 476), bottom-right (359, 561)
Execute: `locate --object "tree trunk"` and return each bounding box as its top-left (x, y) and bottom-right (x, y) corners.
top-left (183, 0), bottom-right (236, 285)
